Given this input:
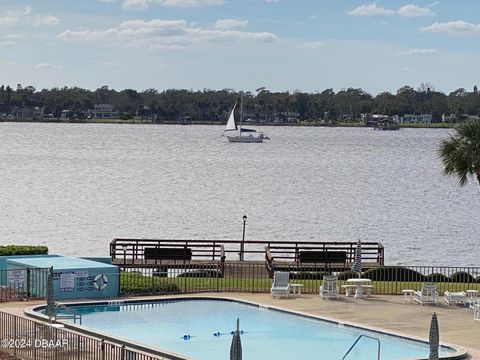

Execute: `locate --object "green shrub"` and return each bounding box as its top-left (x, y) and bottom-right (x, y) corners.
top-left (450, 271), bottom-right (476, 283)
top-left (122, 282), bottom-right (180, 295)
top-left (290, 271), bottom-right (330, 280)
top-left (120, 272), bottom-right (181, 295)
top-left (177, 270), bottom-right (223, 278)
top-left (0, 245), bottom-right (48, 256)
top-left (363, 267), bottom-right (425, 282)
top-left (337, 271), bottom-right (360, 280)
top-left (425, 273), bottom-right (450, 282)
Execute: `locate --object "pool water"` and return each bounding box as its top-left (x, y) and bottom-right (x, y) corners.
top-left (59, 299), bottom-right (455, 360)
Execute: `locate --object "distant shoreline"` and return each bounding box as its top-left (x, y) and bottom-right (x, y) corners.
top-left (0, 119), bottom-right (457, 129)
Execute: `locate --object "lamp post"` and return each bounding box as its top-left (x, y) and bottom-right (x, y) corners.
top-left (240, 215), bottom-right (247, 261)
top-left (122, 244), bottom-right (127, 265)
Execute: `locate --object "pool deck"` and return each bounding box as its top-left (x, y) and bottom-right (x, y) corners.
top-left (1, 293), bottom-right (479, 359)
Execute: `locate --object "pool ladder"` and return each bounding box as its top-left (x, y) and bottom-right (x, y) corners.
top-left (55, 304), bottom-right (82, 325)
top-left (342, 334), bottom-right (381, 360)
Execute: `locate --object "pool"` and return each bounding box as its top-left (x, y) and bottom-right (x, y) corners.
top-left (36, 298), bottom-right (463, 360)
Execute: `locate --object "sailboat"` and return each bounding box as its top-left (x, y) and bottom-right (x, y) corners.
top-left (224, 98), bottom-right (269, 143)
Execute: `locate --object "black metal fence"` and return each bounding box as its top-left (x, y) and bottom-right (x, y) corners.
top-left (0, 268), bottom-right (50, 302)
top-left (119, 263), bottom-right (480, 296)
top-left (0, 311), bottom-right (181, 360)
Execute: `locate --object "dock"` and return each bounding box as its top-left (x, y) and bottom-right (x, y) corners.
top-left (110, 238), bottom-right (384, 278)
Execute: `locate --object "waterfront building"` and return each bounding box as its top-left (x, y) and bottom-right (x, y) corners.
top-left (393, 114), bottom-right (432, 124)
top-left (88, 104), bottom-right (119, 119)
top-left (13, 106), bottom-right (45, 120)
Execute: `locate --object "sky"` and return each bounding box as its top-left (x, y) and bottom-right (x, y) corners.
top-left (0, 0), bottom-right (479, 95)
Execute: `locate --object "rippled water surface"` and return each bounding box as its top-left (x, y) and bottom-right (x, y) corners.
top-left (0, 123), bottom-right (478, 266)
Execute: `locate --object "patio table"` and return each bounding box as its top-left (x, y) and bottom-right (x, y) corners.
top-left (346, 278), bottom-right (372, 299)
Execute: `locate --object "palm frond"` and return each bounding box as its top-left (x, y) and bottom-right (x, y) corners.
top-left (438, 122), bottom-right (480, 187)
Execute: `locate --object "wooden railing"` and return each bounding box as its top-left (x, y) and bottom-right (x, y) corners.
top-left (110, 238), bottom-right (384, 266)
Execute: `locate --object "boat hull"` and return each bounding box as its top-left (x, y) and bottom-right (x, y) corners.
top-left (227, 135), bottom-right (264, 143)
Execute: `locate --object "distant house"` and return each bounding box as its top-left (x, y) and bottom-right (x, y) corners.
top-left (88, 104), bottom-right (119, 119)
top-left (14, 106), bottom-right (44, 120)
top-left (134, 105), bottom-right (153, 121)
top-left (60, 110), bottom-right (71, 120)
top-left (274, 111), bottom-right (299, 123)
top-left (394, 114), bottom-right (432, 124)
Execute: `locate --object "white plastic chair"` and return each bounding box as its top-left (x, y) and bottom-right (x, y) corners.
top-left (413, 284), bottom-right (439, 306)
top-left (319, 275), bottom-right (339, 300)
top-left (444, 291), bottom-right (466, 306)
top-left (270, 271), bottom-right (290, 298)
top-left (467, 290), bottom-right (479, 309)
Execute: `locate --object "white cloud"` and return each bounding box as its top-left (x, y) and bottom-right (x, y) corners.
top-left (349, 3), bottom-right (434, 17)
top-left (123, 0), bottom-right (149, 11)
top-left (57, 18), bottom-right (276, 49)
top-left (2, 33), bottom-right (23, 40)
top-left (420, 20), bottom-right (480, 35)
top-left (398, 4), bottom-right (433, 17)
top-left (121, 0), bottom-right (223, 10)
top-left (35, 14), bottom-right (60, 26)
top-left (34, 62), bottom-right (63, 70)
top-left (155, 0), bottom-right (224, 7)
top-left (0, 8), bottom-right (60, 27)
top-left (214, 19), bottom-right (247, 30)
top-left (348, 3), bottom-right (395, 16)
top-left (0, 40), bottom-right (16, 46)
top-left (0, 14), bottom-right (20, 26)
top-left (400, 48), bottom-right (437, 55)
top-left (298, 41), bottom-right (324, 50)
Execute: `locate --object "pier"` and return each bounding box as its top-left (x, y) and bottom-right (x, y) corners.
top-left (110, 238), bottom-right (384, 277)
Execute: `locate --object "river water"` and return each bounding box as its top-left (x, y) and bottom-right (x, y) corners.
top-left (0, 123), bottom-right (478, 266)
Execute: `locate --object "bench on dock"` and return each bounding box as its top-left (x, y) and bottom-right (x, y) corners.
top-left (298, 250), bottom-right (347, 266)
top-left (144, 247), bottom-right (193, 261)
top-left (140, 246), bottom-right (225, 277)
top-left (265, 247), bottom-right (347, 277)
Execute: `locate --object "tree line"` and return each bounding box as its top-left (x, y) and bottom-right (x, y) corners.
top-left (1, 84), bottom-right (479, 122)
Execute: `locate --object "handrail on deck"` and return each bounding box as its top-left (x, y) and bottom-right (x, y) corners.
top-left (342, 334), bottom-right (381, 360)
top-left (110, 238), bottom-right (384, 265)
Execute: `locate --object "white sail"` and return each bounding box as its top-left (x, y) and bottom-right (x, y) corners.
top-left (223, 99), bottom-right (270, 142)
top-left (225, 103), bottom-right (238, 131)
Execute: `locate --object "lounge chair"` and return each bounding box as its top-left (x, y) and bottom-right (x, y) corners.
top-left (444, 291), bottom-right (466, 306)
top-left (320, 275), bottom-right (339, 300)
top-left (413, 284), bottom-right (438, 306)
top-left (270, 271), bottom-right (290, 298)
top-left (466, 290), bottom-right (479, 309)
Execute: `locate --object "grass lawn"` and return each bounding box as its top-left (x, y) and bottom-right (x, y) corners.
top-left (120, 272), bottom-right (480, 295)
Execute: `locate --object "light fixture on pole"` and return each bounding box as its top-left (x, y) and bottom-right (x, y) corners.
top-left (240, 215), bottom-right (247, 261)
